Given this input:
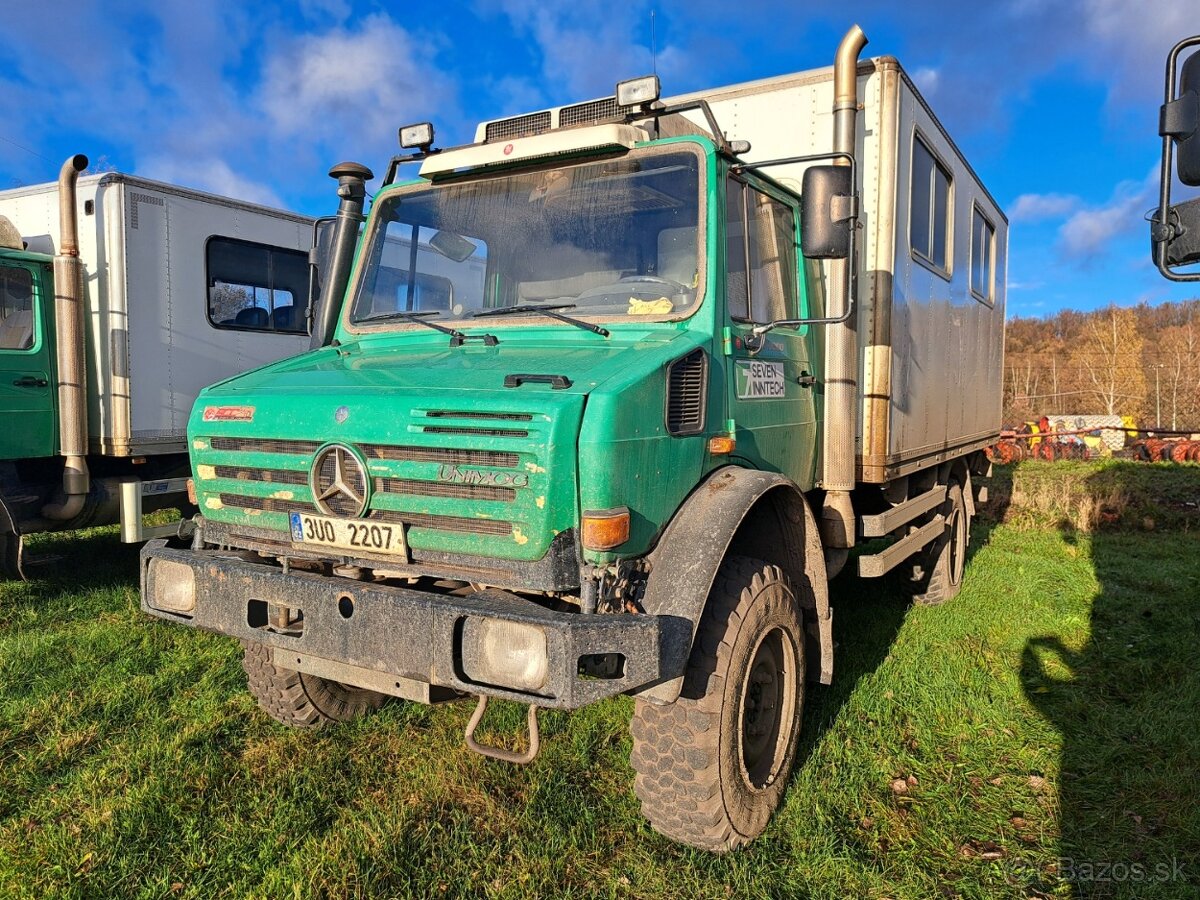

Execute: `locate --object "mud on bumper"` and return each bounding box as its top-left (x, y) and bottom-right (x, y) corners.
top-left (140, 540), bottom-right (683, 710)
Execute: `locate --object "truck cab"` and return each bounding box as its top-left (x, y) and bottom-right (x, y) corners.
top-left (0, 248), bottom-right (55, 461)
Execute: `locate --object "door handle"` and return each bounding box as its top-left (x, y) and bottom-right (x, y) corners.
top-left (796, 371), bottom-right (817, 388)
top-left (12, 376), bottom-right (48, 388)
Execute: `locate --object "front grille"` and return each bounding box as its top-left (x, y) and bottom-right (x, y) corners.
top-left (666, 349), bottom-right (708, 436)
top-left (368, 509), bottom-right (513, 535)
top-left (222, 493), bottom-right (514, 536)
top-left (484, 111), bottom-right (551, 142)
top-left (213, 466), bottom-right (307, 485)
top-left (425, 410), bottom-right (533, 421)
top-left (210, 437), bottom-right (321, 455)
top-left (362, 444), bottom-right (519, 468)
top-left (420, 426), bottom-right (529, 438)
top-left (375, 477), bottom-right (516, 503)
top-left (221, 494), bottom-right (316, 514)
top-left (559, 97), bottom-right (628, 128)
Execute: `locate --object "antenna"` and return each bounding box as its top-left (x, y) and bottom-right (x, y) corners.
top-left (651, 9), bottom-right (658, 76)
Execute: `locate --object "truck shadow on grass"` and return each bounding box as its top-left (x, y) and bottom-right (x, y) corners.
top-left (1008, 462), bottom-right (1200, 897)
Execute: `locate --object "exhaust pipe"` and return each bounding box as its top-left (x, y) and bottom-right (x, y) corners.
top-left (819, 25), bottom-right (868, 567)
top-left (310, 161), bottom-right (373, 348)
top-left (43, 154), bottom-right (91, 522)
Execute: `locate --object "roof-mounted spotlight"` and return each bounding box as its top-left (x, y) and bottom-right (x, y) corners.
top-left (399, 122), bottom-right (435, 152)
top-left (616, 75), bottom-right (661, 109)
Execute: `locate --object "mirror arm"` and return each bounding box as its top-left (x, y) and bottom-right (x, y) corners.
top-left (743, 152), bottom-right (860, 351)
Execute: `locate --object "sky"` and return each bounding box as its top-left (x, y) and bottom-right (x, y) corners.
top-left (0, 0), bottom-right (1198, 318)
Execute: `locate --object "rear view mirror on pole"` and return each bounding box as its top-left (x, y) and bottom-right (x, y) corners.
top-left (800, 165), bottom-right (854, 260)
top-left (1153, 36), bottom-right (1200, 280)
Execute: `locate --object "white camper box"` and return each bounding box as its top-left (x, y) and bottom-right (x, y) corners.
top-left (669, 57), bottom-right (1008, 482)
top-left (0, 173), bottom-right (314, 457)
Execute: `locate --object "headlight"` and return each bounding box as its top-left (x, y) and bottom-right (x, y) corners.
top-left (147, 559), bottom-right (196, 614)
top-left (460, 619), bottom-right (548, 692)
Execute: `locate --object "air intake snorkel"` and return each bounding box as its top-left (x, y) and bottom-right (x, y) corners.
top-left (310, 161), bottom-right (373, 348)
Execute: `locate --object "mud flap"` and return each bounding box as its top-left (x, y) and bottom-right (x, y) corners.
top-left (0, 494), bottom-right (25, 581)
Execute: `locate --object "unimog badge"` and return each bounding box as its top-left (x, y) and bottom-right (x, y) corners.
top-left (437, 465), bottom-right (529, 487)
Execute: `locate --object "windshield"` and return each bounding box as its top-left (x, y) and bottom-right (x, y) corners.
top-left (348, 146), bottom-right (703, 328)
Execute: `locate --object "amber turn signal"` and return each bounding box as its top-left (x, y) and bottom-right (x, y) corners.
top-left (186, 478), bottom-right (197, 505)
top-left (707, 435), bottom-right (736, 455)
top-left (581, 507), bottom-right (631, 551)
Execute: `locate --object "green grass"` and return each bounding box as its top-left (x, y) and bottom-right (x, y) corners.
top-left (1, 462), bottom-right (1199, 898)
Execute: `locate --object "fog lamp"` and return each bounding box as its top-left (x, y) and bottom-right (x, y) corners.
top-left (581, 507), bottom-right (630, 551)
top-left (148, 559), bottom-right (196, 614)
top-left (461, 619), bottom-right (549, 692)
top-left (616, 75), bottom-right (661, 108)
top-left (399, 122), bottom-right (435, 150)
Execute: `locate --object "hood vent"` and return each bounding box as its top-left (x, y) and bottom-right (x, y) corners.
top-left (666, 349), bottom-right (707, 436)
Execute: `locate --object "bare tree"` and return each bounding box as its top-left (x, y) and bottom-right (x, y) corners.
top-left (1070, 305), bottom-right (1147, 417)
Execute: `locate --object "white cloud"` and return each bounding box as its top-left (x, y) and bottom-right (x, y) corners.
top-left (911, 67), bottom-right (940, 97)
top-left (493, 1), bottom-right (688, 103)
top-left (1057, 169), bottom-right (1157, 260)
top-left (257, 14), bottom-right (457, 153)
top-left (140, 157), bottom-right (284, 209)
top-left (1011, 193), bottom-right (1081, 222)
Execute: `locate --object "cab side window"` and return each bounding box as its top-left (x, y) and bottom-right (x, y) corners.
top-left (207, 237), bottom-right (309, 333)
top-left (726, 179), bottom-right (798, 325)
top-left (0, 266), bottom-right (35, 350)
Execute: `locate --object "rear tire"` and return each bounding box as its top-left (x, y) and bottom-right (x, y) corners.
top-left (241, 642), bottom-right (387, 728)
top-left (905, 481), bottom-right (968, 606)
top-left (630, 556), bottom-right (806, 851)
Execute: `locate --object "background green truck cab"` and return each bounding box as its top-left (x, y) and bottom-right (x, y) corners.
top-left (0, 251), bottom-right (56, 461)
top-left (143, 27), bottom-right (1003, 852)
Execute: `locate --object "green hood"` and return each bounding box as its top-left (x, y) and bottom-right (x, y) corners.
top-left (190, 327), bottom-right (693, 565)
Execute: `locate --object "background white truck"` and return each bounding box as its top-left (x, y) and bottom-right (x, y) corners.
top-left (0, 159), bottom-right (314, 577)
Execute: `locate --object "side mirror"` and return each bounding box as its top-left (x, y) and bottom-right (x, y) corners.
top-left (306, 216), bottom-right (337, 336)
top-left (1163, 51), bottom-right (1200, 186)
top-left (800, 165), bottom-right (854, 259)
top-left (1154, 38), bottom-right (1200, 280)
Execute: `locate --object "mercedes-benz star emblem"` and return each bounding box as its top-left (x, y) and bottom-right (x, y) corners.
top-left (334, 405), bottom-right (350, 424)
top-left (310, 444), bottom-right (369, 518)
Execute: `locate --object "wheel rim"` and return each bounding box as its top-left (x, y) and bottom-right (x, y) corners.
top-left (738, 626), bottom-right (798, 790)
top-left (948, 499), bottom-right (966, 587)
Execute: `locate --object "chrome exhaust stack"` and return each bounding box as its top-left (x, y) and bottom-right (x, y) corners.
top-left (819, 25), bottom-right (868, 569)
top-left (43, 154), bottom-right (91, 521)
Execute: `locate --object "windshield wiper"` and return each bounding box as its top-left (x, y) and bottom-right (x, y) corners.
top-left (474, 304), bottom-right (610, 337)
top-left (357, 310), bottom-right (499, 347)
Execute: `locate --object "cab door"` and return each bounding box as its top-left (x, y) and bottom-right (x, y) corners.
top-left (723, 176), bottom-right (818, 488)
top-left (0, 260), bottom-right (56, 460)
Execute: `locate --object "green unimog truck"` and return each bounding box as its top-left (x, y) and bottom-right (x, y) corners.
top-left (141, 26), bottom-right (1006, 850)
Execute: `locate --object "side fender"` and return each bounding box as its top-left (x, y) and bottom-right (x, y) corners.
top-left (636, 466), bottom-right (832, 705)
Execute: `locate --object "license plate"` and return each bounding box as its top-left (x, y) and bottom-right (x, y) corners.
top-left (289, 512), bottom-right (407, 557)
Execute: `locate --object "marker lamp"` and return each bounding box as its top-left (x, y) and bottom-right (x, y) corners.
top-left (581, 507), bottom-right (631, 551)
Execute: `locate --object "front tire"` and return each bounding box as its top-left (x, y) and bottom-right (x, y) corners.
top-left (241, 642), bottom-right (387, 728)
top-left (630, 556), bottom-right (807, 851)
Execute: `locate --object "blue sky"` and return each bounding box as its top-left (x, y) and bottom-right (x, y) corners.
top-left (0, 0), bottom-right (1196, 317)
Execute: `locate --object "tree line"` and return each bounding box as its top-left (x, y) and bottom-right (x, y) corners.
top-left (1003, 299), bottom-right (1200, 431)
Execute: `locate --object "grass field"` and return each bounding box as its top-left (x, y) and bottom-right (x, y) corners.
top-left (1, 461), bottom-right (1198, 898)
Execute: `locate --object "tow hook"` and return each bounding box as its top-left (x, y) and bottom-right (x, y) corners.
top-left (464, 696), bottom-right (541, 765)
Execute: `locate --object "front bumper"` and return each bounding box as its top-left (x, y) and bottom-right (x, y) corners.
top-left (140, 540), bottom-right (680, 709)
